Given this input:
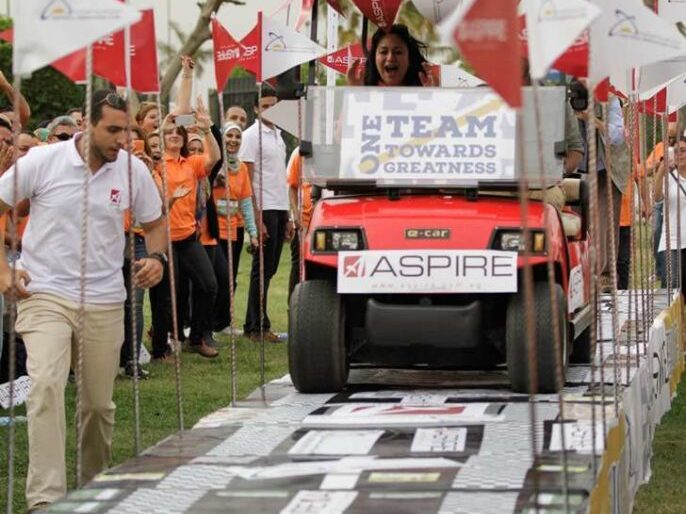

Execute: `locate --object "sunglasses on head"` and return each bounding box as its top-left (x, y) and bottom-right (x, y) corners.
top-left (94, 93), bottom-right (127, 110)
top-left (54, 132), bottom-right (73, 141)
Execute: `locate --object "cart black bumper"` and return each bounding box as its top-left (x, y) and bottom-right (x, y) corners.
top-left (364, 299), bottom-right (482, 349)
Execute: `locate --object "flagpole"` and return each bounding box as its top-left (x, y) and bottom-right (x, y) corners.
top-left (123, 4), bottom-right (142, 457)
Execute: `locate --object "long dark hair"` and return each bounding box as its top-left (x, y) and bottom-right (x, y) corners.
top-left (364, 24), bottom-right (428, 86)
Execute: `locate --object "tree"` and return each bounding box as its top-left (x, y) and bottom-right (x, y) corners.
top-left (159, 0), bottom-right (244, 108)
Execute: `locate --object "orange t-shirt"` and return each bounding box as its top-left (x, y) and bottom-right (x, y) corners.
top-left (287, 152), bottom-right (312, 229)
top-left (164, 154), bottom-right (208, 241)
top-left (213, 162), bottom-right (253, 241)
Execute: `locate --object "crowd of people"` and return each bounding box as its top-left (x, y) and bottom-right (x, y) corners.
top-left (0, 22), bottom-right (682, 514)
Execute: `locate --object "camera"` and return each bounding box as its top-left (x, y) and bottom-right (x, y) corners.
top-left (568, 79), bottom-right (589, 112)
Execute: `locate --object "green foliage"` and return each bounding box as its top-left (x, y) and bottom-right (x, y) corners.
top-left (0, 17), bottom-right (84, 130)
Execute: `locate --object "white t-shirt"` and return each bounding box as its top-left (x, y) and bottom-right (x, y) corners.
top-left (239, 121), bottom-right (289, 211)
top-left (0, 138), bottom-right (162, 304)
top-left (659, 170), bottom-right (686, 253)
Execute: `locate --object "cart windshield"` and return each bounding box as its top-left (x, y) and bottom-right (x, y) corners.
top-left (301, 86), bottom-right (567, 190)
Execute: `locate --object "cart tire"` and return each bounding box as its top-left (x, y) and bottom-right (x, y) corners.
top-left (506, 282), bottom-right (568, 393)
top-left (289, 280), bottom-right (348, 393)
top-left (570, 326), bottom-right (592, 364)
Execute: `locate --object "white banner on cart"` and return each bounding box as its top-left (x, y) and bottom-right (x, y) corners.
top-left (338, 250), bottom-right (518, 294)
top-left (339, 89), bottom-right (516, 182)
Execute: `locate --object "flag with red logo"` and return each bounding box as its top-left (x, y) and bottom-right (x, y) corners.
top-left (212, 16), bottom-right (261, 92)
top-left (319, 43), bottom-right (366, 75)
top-left (213, 13), bottom-right (326, 86)
top-left (451, 0), bottom-right (522, 108)
top-left (351, 0), bottom-right (403, 30)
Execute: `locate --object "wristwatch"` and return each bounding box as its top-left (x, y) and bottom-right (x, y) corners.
top-left (148, 251), bottom-right (168, 267)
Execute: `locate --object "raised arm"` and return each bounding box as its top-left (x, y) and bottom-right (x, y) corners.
top-left (195, 97), bottom-right (220, 174)
top-left (174, 56), bottom-right (194, 115)
top-left (0, 71), bottom-right (30, 127)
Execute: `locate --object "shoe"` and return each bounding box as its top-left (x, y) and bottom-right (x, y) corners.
top-left (188, 341), bottom-right (219, 358)
top-left (27, 502), bottom-right (51, 513)
top-left (124, 362), bottom-right (150, 379)
top-left (204, 333), bottom-right (218, 348)
top-left (216, 325), bottom-right (243, 336)
top-left (151, 354), bottom-right (175, 364)
top-left (247, 331), bottom-right (282, 344)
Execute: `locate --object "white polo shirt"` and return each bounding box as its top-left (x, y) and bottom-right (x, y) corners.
top-left (0, 138), bottom-right (162, 304)
top-left (239, 121), bottom-right (289, 211)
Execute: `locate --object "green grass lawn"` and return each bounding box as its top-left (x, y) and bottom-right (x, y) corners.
top-left (0, 245), bottom-right (291, 513)
top-left (1, 238), bottom-right (686, 513)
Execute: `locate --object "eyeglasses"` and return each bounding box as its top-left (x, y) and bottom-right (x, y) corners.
top-left (94, 93), bottom-right (127, 110)
top-left (163, 129), bottom-right (181, 136)
top-left (54, 132), bottom-right (73, 141)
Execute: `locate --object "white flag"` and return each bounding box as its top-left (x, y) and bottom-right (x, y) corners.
top-left (524, 0), bottom-right (601, 80)
top-left (12, 0), bottom-right (141, 76)
top-left (262, 15), bottom-right (327, 81)
top-left (667, 73), bottom-right (686, 111)
top-left (412, 0), bottom-right (465, 25)
top-left (589, 0), bottom-right (686, 86)
top-left (638, 58), bottom-right (686, 98)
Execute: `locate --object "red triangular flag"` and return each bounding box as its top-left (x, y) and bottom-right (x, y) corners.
top-left (212, 16), bottom-right (261, 91)
top-left (351, 0), bottom-right (402, 30)
top-left (130, 9), bottom-right (160, 93)
top-left (319, 43), bottom-right (366, 75)
top-left (455, 0), bottom-right (521, 108)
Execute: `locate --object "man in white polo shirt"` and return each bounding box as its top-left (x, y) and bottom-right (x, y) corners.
top-left (0, 90), bottom-right (167, 512)
top-left (240, 84), bottom-right (294, 342)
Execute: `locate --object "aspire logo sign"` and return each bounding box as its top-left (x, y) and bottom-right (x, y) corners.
top-left (343, 255), bottom-right (366, 278)
top-left (337, 250), bottom-right (518, 294)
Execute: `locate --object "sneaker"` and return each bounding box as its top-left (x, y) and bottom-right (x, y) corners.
top-left (124, 362), bottom-right (150, 380)
top-left (188, 340), bottom-right (219, 358)
top-left (216, 326), bottom-right (243, 336)
top-left (247, 330), bottom-right (282, 344)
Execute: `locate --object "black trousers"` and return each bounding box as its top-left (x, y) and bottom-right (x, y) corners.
top-left (173, 235), bottom-right (218, 345)
top-left (617, 226), bottom-right (631, 290)
top-left (244, 210), bottom-right (288, 333)
top-left (219, 226), bottom-right (244, 291)
top-left (204, 244), bottom-right (231, 331)
top-left (149, 267), bottom-right (172, 359)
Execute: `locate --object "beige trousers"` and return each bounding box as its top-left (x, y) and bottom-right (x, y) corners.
top-left (16, 293), bottom-right (124, 509)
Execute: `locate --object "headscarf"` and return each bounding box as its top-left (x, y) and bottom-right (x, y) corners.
top-left (223, 122), bottom-right (242, 173)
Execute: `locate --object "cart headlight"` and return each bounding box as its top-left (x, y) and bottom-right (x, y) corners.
top-left (313, 229), bottom-right (365, 252)
top-left (493, 229), bottom-right (546, 254)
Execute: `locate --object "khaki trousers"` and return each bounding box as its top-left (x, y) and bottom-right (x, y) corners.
top-left (16, 293), bottom-right (124, 509)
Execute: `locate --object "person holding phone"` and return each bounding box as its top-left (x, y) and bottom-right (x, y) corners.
top-left (159, 93), bottom-right (221, 357)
